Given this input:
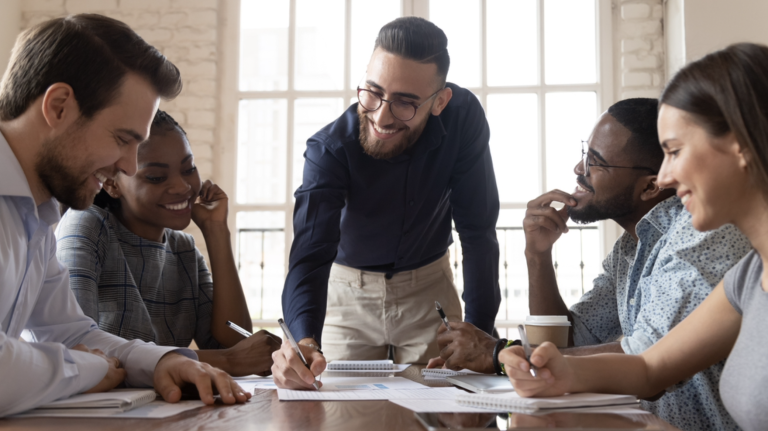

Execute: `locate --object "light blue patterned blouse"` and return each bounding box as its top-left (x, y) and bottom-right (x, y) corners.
top-left (570, 196), bottom-right (751, 431)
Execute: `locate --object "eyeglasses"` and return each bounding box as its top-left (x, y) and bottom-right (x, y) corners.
top-left (357, 87), bottom-right (442, 121)
top-left (581, 140), bottom-right (657, 177)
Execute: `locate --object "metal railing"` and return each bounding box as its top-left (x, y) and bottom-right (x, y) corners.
top-left (237, 225), bottom-right (598, 328)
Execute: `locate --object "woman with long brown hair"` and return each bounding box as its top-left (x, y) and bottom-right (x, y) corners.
top-left (501, 43), bottom-right (768, 431)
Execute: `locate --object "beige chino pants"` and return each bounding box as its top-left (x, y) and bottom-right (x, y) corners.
top-left (323, 252), bottom-right (463, 364)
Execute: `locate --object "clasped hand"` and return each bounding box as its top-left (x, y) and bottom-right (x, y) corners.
top-left (498, 342), bottom-right (573, 398)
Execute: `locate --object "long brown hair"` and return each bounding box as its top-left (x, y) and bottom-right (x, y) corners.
top-left (660, 43), bottom-right (768, 195)
top-left (0, 14), bottom-right (182, 121)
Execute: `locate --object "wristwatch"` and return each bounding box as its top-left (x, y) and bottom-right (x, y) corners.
top-left (300, 342), bottom-right (323, 355)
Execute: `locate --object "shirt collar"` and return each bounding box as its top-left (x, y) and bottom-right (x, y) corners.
top-left (636, 195), bottom-right (684, 238)
top-left (0, 131), bottom-right (61, 226)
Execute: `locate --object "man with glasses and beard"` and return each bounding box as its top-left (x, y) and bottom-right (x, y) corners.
top-left (431, 98), bottom-right (751, 430)
top-left (272, 17), bottom-right (500, 389)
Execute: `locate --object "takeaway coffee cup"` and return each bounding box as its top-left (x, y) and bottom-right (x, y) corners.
top-left (524, 316), bottom-right (571, 348)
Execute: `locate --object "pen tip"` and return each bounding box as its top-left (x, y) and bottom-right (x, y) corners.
top-left (435, 301), bottom-right (441, 310)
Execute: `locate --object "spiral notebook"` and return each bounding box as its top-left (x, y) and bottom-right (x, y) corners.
top-left (456, 391), bottom-right (638, 414)
top-left (421, 368), bottom-right (480, 380)
top-left (327, 360), bottom-right (395, 371)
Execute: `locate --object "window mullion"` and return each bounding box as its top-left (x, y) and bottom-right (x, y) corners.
top-left (538, 0), bottom-right (547, 194)
top-left (285, 0), bottom-right (297, 277)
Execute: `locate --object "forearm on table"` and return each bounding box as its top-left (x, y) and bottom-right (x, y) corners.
top-left (560, 341), bottom-right (623, 356)
top-left (201, 222), bottom-right (252, 347)
top-left (567, 353), bottom-right (660, 398)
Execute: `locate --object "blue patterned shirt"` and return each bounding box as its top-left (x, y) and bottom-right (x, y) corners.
top-left (570, 196), bottom-right (751, 431)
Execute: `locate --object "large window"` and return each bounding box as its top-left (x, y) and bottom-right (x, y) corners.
top-left (224, 0), bottom-right (613, 334)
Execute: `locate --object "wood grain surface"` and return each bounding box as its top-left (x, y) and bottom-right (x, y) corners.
top-left (0, 366), bottom-right (680, 430)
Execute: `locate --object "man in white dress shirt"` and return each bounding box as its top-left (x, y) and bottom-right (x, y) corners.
top-left (0, 14), bottom-right (249, 416)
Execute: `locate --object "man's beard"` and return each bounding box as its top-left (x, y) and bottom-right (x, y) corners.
top-left (357, 109), bottom-right (430, 160)
top-left (35, 125), bottom-right (97, 210)
top-left (567, 178), bottom-right (637, 224)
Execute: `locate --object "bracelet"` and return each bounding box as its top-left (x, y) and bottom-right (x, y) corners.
top-left (499, 340), bottom-right (522, 375)
top-left (492, 338), bottom-right (508, 375)
top-left (300, 343), bottom-right (323, 355)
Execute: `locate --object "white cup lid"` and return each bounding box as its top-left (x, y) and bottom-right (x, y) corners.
top-left (524, 315), bottom-right (571, 326)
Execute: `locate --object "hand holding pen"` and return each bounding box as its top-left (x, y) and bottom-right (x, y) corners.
top-left (517, 324), bottom-right (538, 377)
top-left (435, 301), bottom-right (452, 330)
top-left (271, 318), bottom-right (325, 390)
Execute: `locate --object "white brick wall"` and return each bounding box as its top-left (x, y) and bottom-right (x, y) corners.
top-left (20, 0), bottom-right (219, 256)
top-left (614, 0), bottom-right (665, 100)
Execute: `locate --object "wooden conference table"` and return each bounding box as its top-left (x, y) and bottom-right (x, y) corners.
top-left (0, 366), bottom-right (680, 430)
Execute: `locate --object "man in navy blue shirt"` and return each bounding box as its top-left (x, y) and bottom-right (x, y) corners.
top-left (272, 17), bottom-right (500, 389)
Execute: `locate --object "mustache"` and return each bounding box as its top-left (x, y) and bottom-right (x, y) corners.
top-left (576, 175), bottom-right (595, 193)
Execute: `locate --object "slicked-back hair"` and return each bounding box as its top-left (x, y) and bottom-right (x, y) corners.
top-left (374, 17), bottom-right (450, 85)
top-left (607, 98), bottom-right (663, 171)
top-left (661, 43), bottom-right (768, 198)
top-left (0, 14), bottom-right (182, 121)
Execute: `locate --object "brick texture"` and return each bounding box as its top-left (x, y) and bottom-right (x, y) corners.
top-left (20, 0), bottom-right (220, 256)
top-left (615, 0), bottom-right (665, 100)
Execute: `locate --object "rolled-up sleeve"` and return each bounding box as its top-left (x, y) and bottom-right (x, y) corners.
top-left (570, 250), bottom-right (623, 346)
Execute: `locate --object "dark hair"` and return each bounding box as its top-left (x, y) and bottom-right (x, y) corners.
top-left (374, 17), bottom-right (450, 85)
top-left (607, 98), bottom-right (663, 171)
top-left (0, 14), bottom-right (182, 121)
top-left (93, 110), bottom-right (185, 211)
top-left (660, 43), bottom-right (768, 195)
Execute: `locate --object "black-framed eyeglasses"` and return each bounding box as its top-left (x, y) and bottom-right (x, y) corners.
top-left (581, 140), bottom-right (657, 177)
top-left (357, 87), bottom-right (442, 121)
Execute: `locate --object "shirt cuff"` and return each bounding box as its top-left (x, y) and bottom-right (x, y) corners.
top-left (570, 314), bottom-right (601, 347)
top-left (290, 317), bottom-right (323, 346)
top-left (66, 349), bottom-right (109, 396)
top-left (464, 315), bottom-right (495, 335)
top-left (122, 343), bottom-right (197, 388)
top-left (620, 331), bottom-right (655, 355)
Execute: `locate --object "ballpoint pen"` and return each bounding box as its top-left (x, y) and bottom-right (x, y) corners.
top-left (517, 324), bottom-right (538, 377)
top-left (435, 301), bottom-right (452, 330)
top-left (278, 318), bottom-right (320, 390)
top-left (226, 321), bottom-right (253, 338)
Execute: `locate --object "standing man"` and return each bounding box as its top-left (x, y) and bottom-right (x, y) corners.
top-left (272, 17), bottom-right (500, 389)
top-left (430, 98), bottom-right (751, 430)
top-left (0, 14), bottom-right (248, 416)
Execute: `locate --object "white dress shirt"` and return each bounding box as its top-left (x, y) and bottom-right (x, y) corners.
top-left (0, 132), bottom-right (196, 417)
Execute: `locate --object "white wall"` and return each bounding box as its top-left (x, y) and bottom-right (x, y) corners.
top-left (613, 0), bottom-right (665, 100)
top-left (666, 0), bottom-right (768, 77)
top-left (0, 0), bottom-right (21, 75)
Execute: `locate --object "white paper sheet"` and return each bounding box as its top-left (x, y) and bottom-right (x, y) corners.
top-left (278, 387), bottom-right (464, 401)
top-left (235, 376), bottom-right (279, 393)
top-left (319, 376), bottom-right (426, 390)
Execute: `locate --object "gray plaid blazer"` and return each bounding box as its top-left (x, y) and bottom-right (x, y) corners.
top-left (55, 205), bottom-right (221, 349)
